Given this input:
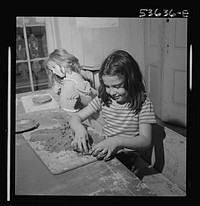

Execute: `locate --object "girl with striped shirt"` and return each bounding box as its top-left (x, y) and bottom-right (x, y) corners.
top-left (70, 50), bottom-right (156, 172)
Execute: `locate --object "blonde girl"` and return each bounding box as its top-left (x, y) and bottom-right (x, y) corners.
top-left (45, 49), bottom-right (97, 111)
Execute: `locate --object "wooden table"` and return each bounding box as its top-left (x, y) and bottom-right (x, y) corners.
top-left (15, 89), bottom-right (155, 196)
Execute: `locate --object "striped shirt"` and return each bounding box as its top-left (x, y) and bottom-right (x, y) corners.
top-left (88, 96), bottom-right (156, 138)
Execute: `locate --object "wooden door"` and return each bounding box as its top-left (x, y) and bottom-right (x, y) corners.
top-left (144, 18), bottom-right (187, 127)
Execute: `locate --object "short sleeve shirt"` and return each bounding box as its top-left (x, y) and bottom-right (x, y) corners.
top-left (88, 96), bottom-right (156, 138)
top-left (65, 72), bottom-right (91, 96)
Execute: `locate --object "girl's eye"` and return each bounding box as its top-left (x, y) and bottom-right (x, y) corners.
top-left (114, 84), bottom-right (123, 89)
top-left (105, 84), bottom-right (123, 89)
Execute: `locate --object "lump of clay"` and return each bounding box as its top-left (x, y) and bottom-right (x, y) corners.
top-left (32, 94), bottom-right (52, 105)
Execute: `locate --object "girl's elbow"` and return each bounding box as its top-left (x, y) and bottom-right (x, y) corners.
top-left (144, 141), bottom-right (151, 150)
top-left (140, 135), bottom-right (152, 151)
top-left (144, 137), bottom-right (152, 150)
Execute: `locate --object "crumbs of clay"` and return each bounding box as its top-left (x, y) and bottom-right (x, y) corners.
top-left (30, 122), bottom-right (74, 153)
top-left (29, 121), bottom-right (106, 154)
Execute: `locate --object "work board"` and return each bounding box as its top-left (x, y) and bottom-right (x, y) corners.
top-left (21, 111), bottom-right (106, 174)
top-left (21, 93), bottom-right (59, 113)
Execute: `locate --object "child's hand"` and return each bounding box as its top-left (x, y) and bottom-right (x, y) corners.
top-left (91, 136), bottom-right (122, 161)
top-left (71, 130), bottom-right (91, 154)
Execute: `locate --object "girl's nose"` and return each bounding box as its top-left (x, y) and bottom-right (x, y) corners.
top-left (108, 87), bottom-right (116, 96)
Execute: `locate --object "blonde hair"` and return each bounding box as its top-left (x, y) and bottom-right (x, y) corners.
top-left (44, 49), bottom-right (82, 87)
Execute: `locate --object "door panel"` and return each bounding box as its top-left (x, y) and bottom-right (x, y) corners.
top-left (162, 18), bottom-right (187, 126)
top-left (144, 18), bottom-right (187, 127)
top-left (144, 18), bottom-right (164, 118)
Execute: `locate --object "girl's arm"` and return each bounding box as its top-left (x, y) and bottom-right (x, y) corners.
top-left (69, 105), bottom-right (95, 153)
top-left (79, 95), bottom-right (92, 106)
top-left (79, 88), bottom-right (98, 105)
top-left (92, 123), bottom-right (152, 161)
top-left (118, 123), bottom-right (152, 151)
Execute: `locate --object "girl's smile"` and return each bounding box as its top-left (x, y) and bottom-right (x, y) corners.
top-left (102, 75), bottom-right (128, 104)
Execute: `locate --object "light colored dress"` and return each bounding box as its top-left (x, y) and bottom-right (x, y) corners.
top-left (59, 72), bottom-right (92, 112)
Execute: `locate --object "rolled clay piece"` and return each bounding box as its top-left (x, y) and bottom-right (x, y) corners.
top-left (32, 94), bottom-right (52, 105)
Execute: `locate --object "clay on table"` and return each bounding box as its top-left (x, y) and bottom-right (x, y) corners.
top-left (29, 121), bottom-right (106, 154)
top-left (32, 94), bottom-right (52, 105)
top-left (30, 122), bottom-right (73, 153)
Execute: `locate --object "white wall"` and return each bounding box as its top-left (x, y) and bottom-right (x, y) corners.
top-left (52, 17), bottom-right (145, 75)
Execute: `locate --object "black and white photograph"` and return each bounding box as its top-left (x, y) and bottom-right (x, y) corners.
top-left (7, 12), bottom-right (192, 201)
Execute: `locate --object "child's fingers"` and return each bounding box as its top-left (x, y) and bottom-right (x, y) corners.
top-left (77, 139), bottom-right (84, 153)
top-left (72, 136), bottom-right (88, 154)
top-left (71, 139), bottom-right (76, 148)
top-left (103, 151), bottom-right (112, 161)
top-left (71, 139), bottom-right (82, 153)
top-left (92, 147), bottom-right (103, 157)
top-left (85, 138), bottom-right (92, 153)
top-left (81, 139), bottom-right (90, 154)
top-left (71, 140), bottom-right (78, 151)
top-left (96, 149), bottom-right (107, 160)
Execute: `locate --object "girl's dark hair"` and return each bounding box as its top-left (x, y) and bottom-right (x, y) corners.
top-left (98, 50), bottom-right (146, 114)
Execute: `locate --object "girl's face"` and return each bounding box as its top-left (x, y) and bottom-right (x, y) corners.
top-left (47, 60), bottom-right (66, 78)
top-left (102, 75), bottom-right (128, 104)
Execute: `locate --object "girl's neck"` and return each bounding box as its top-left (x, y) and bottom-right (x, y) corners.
top-left (111, 98), bottom-right (128, 106)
